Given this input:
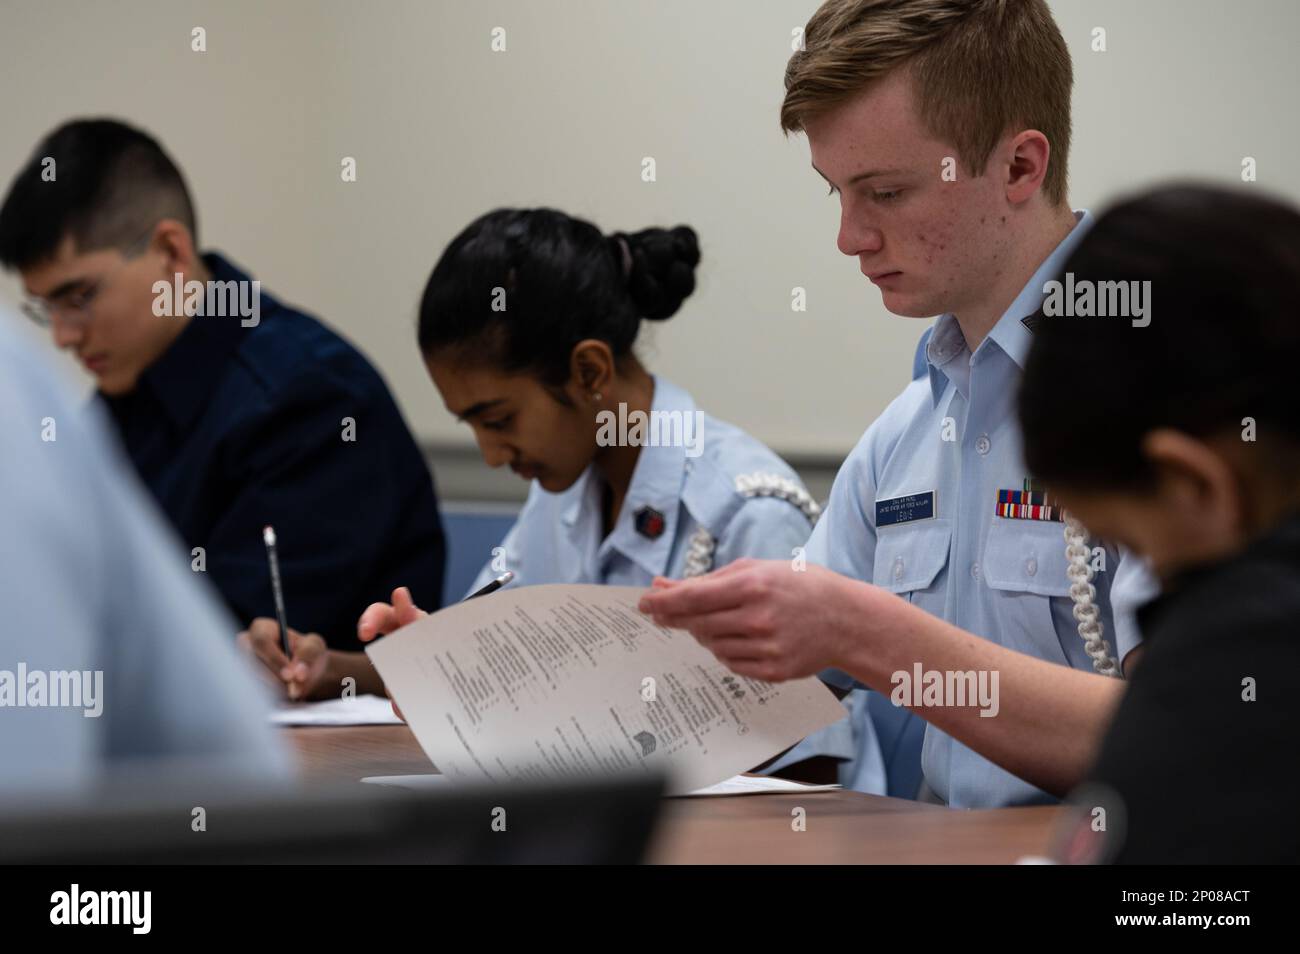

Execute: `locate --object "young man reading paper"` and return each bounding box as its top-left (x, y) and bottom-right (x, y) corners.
top-left (640, 0), bottom-right (1154, 807)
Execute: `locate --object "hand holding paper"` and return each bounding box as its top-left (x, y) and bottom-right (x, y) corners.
top-left (365, 584), bottom-right (844, 794)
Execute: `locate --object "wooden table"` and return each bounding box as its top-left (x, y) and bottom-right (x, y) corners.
top-left (284, 724), bottom-right (1064, 864)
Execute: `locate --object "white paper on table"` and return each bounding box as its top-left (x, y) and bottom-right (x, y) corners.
top-left (362, 774), bottom-right (448, 790)
top-left (362, 772), bottom-right (840, 798)
top-left (270, 693), bottom-right (403, 726)
top-left (365, 583), bottom-right (845, 795)
top-left (684, 775), bottom-right (842, 797)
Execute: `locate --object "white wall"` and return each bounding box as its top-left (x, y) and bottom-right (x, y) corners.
top-left (2, 0), bottom-right (1297, 458)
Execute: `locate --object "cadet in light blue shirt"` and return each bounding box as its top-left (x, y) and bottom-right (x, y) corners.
top-left (640, 38), bottom-right (1158, 805)
top-left (803, 209), bottom-right (1150, 806)
top-left (466, 374), bottom-right (818, 593)
top-left (0, 308), bottom-right (289, 794)
top-left (643, 209), bottom-right (1154, 808)
top-left (357, 208), bottom-right (877, 786)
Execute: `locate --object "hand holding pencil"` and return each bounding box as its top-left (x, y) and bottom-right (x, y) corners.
top-left (236, 524), bottom-right (331, 700)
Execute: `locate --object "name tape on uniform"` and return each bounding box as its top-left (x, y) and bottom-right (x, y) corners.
top-left (876, 491), bottom-right (936, 528)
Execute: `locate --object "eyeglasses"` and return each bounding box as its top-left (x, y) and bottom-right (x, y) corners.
top-left (21, 231), bottom-right (154, 329)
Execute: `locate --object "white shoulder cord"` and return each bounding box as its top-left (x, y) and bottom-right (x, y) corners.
top-left (681, 527), bottom-right (716, 578)
top-left (681, 473), bottom-right (822, 578)
top-left (1063, 511), bottom-right (1121, 677)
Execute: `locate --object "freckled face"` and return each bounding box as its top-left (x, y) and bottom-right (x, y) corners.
top-left (804, 67), bottom-right (1015, 319)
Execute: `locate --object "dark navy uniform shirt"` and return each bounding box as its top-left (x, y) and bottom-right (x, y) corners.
top-left (102, 252), bottom-right (445, 652)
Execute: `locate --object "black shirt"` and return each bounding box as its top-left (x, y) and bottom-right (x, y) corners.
top-left (1083, 513), bottom-right (1300, 863)
top-left (103, 252), bottom-right (445, 652)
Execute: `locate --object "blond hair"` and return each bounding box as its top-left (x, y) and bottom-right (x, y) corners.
top-left (782, 0), bottom-right (1073, 206)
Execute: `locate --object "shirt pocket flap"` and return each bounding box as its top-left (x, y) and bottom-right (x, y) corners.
top-left (983, 517), bottom-right (1072, 597)
top-left (873, 521), bottom-right (952, 593)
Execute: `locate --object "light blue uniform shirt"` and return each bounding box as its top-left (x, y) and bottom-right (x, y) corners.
top-left (0, 311), bottom-right (289, 794)
top-left (807, 211), bottom-right (1153, 808)
top-left (468, 376), bottom-right (821, 590)
top-left (467, 376), bottom-right (883, 790)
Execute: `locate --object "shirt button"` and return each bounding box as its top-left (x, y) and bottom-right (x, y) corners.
top-left (970, 562), bottom-right (981, 581)
top-left (975, 434), bottom-right (991, 456)
top-left (893, 557), bottom-right (905, 581)
top-left (1025, 557), bottom-right (1038, 577)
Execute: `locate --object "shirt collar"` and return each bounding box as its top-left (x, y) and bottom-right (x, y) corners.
top-left (927, 209), bottom-right (1094, 406)
top-left (559, 376), bottom-right (695, 578)
top-left (124, 251), bottom-right (261, 432)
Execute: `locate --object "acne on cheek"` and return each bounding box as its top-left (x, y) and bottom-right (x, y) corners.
top-left (914, 229), bottom-right (952, 265)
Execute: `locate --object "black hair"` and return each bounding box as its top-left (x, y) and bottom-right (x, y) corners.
top-left (417, 208), bottom-right (700, 388)
top-left (0, 118), bottom-right (196, 270)
top-left (1019, 184), bottom-right (1300, 491)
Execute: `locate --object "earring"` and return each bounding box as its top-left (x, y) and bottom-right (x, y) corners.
top-left (591, 391), bottom-right (603, 402)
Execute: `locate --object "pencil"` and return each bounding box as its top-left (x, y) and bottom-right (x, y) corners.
top-left (262, 525), bottom-right (292, 659)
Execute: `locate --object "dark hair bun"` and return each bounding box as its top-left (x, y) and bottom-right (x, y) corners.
top-left (420, 209), bottom-right (701, 387)
top-left (619, 225), bottom-right (700, 321)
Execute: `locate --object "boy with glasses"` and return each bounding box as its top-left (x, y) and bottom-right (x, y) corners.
top-left (0, 119), bottom-right (446, 702)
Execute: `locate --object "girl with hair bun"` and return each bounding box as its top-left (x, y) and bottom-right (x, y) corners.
top-left (357, 207), bottom-right (866, 784)
top-left (361, 206), bottom-right (820, 606)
